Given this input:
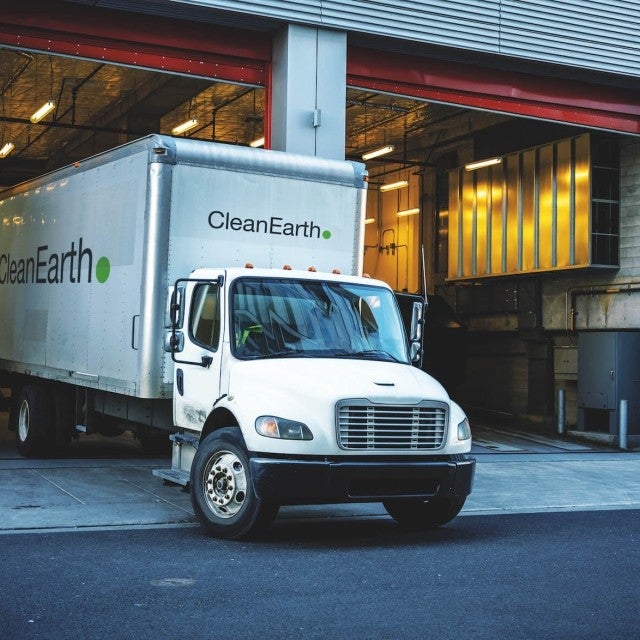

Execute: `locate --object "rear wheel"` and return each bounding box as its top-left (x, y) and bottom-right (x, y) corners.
top-left (11, 384), bottom-right (54, 457)
top-left (383, 496), bottom-right (466, 530)
top-left (190, 428), bottom-right (279, 539)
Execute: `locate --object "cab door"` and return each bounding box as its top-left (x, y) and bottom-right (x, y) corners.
top-left (169, 275), bottom-right (225, 431)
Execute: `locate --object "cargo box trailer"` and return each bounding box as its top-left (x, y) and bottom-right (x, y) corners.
top-left (0, 135), bottom-right (474, 538)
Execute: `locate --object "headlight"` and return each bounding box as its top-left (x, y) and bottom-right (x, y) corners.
top-left (255, 416), bottom-right (313, 440)
top-left (457, 417), bottom-right (471, 441)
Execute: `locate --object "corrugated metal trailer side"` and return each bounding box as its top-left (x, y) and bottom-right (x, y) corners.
top-left (0, 135), bottom-right (367, 401)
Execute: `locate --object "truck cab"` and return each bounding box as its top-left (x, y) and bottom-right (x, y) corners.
top-left (157, 266), bottom-right (475, 538)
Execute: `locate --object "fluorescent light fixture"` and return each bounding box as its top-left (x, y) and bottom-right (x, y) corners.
top-left (30, 100), bottom-right (55, 124)
top-left (365, 217), bottom-right (376, 225)
top-left (249, 136), bottom-right (265, 148)
top-left (464, 157), bottom-right (502, 172)
top-left (362, 145), bottom-right (394, 161)
top-left (171, 118), bottom-right (199, 136)
top-left (380, 179), bottom-right (409, 192)
top-left (0, 142), bottom-right (15, 158)
top-left (397, 208), bottom-right (420, 218)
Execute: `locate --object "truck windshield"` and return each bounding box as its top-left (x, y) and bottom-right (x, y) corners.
top-left (231, 277), bottom-right (410, 364)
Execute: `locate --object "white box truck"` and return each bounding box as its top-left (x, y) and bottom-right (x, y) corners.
top-left (0, 135), bottom-right (474, 538)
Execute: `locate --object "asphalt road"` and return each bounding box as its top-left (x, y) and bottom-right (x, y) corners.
top-left (2, 509), bottom-right (638, 640)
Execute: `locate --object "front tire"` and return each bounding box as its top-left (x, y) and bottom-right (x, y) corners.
top-left (383, 496), bottom-right (466, 530)
top-left (190, 428), bottom-right (278, 539)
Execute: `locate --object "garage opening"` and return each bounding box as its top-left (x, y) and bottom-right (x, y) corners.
top-left (0, 48), bottom-right (267, 187)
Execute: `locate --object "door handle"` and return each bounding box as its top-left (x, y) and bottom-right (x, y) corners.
top-left (177, 368), bottom-right (184, 396)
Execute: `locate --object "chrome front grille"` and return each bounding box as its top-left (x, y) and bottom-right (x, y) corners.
top-left (336, 400), bottom-right (448, 450)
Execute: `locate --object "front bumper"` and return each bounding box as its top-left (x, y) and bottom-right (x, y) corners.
top-left (249, 456), bottom-right (475, 505)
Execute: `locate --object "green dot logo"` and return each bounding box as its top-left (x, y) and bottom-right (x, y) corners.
top-left (95, 256), bottom-right (111, 283)
top-left (322, 230), bottom-right (332, 240)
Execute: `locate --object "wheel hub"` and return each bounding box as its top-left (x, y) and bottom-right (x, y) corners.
top-left (17, 401), bottom-right (30, 443)
top-left (203, 451), bottom-right (247, 518)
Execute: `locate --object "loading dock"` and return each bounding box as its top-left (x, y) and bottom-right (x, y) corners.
top-left (1, 1), bottom-right (640, 439)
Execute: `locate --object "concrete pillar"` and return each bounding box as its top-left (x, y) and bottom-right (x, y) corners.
top-left (271, 25), bottom-right (346, 160)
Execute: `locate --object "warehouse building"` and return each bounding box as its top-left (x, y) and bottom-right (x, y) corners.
top-left (1, 1), bottom-right (639, 444)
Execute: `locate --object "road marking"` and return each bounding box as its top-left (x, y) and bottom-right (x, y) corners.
top-left (34, 469), bottom-right (85, 504)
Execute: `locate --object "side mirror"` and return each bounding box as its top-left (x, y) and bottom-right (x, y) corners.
top-left (409, 301), bottom-right (424, 363)
top-left (166, 285), bottom-right (185, 330)
top-left (164, 330), bottom-right (184, 353)
top-left (410, 301), bottom-right (423, 342)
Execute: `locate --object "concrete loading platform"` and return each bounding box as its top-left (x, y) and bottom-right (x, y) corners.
top-left (1, 414), bottom-right (639, 535)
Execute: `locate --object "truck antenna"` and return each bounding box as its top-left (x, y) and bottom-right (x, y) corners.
top-left (420, 243), bottom-right (428, 309)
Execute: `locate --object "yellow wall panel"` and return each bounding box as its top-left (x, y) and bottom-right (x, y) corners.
top-left (537, 145), bottom-right (554, 269)
top-left (555, 139), bottom-right (572, 268)
top-left (490, 175), bottom-right (504, 274)
top-left (574, 135), bottom-right (591, 265)
top-left (447, 133), bottom-right (614, 281)
top-left (448, 172), bottom-right (460, 277)
top-left (461, 170), bottom-right (475, 277)
top-left (475, 170), bottom-right (488, 276)
top-left (521, 150), bottom-right (536, 272)
top-left (505, 156), bottom-right (520, 274)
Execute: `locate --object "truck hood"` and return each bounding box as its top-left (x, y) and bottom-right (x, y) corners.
top-left (225, 357), bottom-right (459, 455)
top-left (228, 357), bottom-right (449, 406)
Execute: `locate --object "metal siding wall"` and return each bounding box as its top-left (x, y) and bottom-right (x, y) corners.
top-left (500, 0), bottom-right (640, 76)
top-left (321, 1), bottom-right (500, 52)
top-left (176, 0), bottom-right (323, 22)
top-left (172, 0), bottom-right (640, 77)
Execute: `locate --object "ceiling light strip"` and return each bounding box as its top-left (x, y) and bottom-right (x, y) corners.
top-left (0, 142), bottom-right (15, 158)
top-left (464, 157), bottom-right (502, 171)
top-left (171, 118), bottom-right (199, 136)
top-left (362, 145), bottom-right (394, 161)
top-left (30, 100), bottom-right (55, 124)
top-left (397, 208), bottom-right (420, 217)
top-left (380, 179), bottom-right (409, 192)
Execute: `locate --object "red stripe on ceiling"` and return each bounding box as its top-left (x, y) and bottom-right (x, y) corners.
top-left (1, 1), bottom-right (270, 86)
top-left (348, 47), bottom-right (640, 135)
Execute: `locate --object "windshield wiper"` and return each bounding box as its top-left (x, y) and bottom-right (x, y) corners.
top-left (351, 349), bottom-right (403, 363)
top-left (323, 349), bottom-right (402, 363)
top-left (265, 349), bottom-right (312, 359)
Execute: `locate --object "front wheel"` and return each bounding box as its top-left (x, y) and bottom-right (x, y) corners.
top-left (190, 428), bottom-right (279, 539)
top-left (383, 496), bottom-right (466, 530)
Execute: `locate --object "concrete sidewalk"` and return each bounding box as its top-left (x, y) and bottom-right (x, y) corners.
top-left (2, 431), bottom-right (639, 534)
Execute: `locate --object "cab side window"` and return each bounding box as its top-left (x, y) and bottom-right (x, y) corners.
top-left (190, 283), bottom-right (220, 350)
